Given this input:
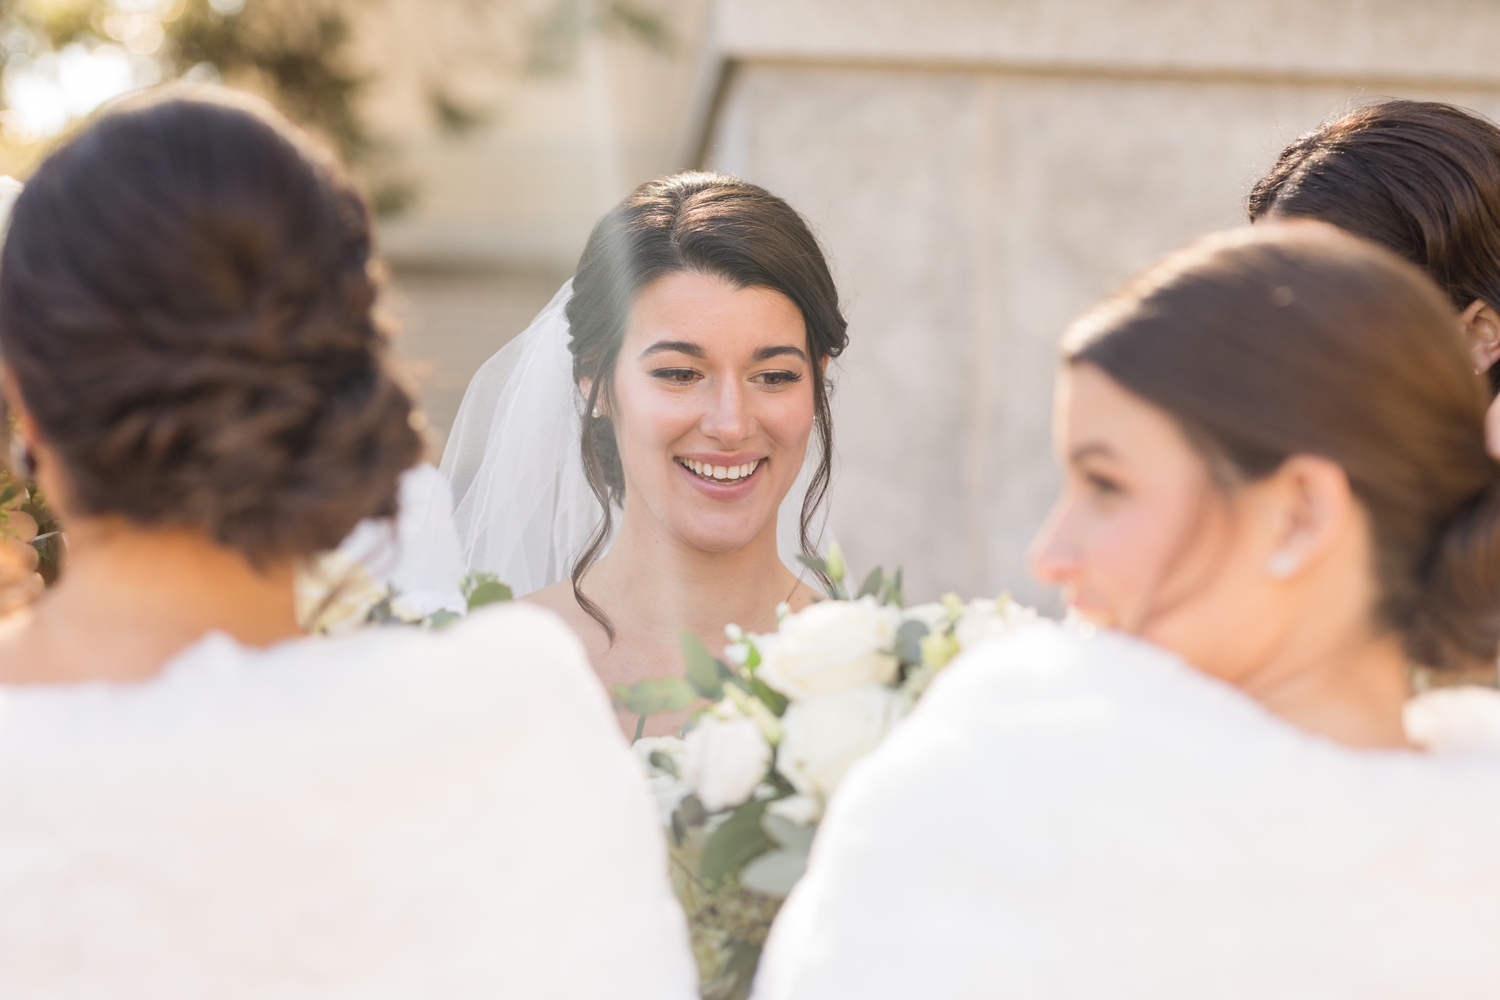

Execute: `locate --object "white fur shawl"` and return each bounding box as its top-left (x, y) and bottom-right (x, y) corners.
top-left (755, 623), bottom-right (1500, 999)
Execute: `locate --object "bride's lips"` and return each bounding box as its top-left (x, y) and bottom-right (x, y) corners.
top-left (675, 453), bottom-right (765, 500)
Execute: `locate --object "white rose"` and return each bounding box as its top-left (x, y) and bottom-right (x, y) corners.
top-left (757, 597), bottom-right (901, 700)
top-left (954, 596), bottom-right (1038, 651)
top-left (682, 715), bottom-right (771, 812)
top-left (777, 684), bottom-right (905, 801)
top-left (632, 736), bottom-right (693, 826)
top-left (295, 551), bottom-right (386, 635)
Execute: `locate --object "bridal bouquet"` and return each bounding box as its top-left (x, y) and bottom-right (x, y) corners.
top-left (295, 550), bottom-right (509, 634)
top-left (620, 545), bottom-right (1036, 999)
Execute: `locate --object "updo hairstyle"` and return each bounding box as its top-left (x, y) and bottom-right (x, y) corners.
top-left (0, 89), bottom-right (422, 565)
top-left (1248, 99), bottom-right (1500, 391)
top-left (566, 172), bottom-right (849, 632)
top-left (1065, 223), bottom-right (1500, 673)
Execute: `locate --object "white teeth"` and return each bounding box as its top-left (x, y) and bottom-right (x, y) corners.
top-left (681, 458), bottom-right (760, 482)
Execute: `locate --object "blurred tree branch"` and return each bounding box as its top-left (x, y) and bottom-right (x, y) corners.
top-left (0, 0), bottom-right (676, 214)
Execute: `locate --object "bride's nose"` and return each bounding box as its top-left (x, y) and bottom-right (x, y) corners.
top-left (700, 377), bottom-right (751, 444)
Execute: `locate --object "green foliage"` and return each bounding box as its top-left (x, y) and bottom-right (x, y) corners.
top-left (526, 0), bottom-right (673, 74)
top-left (895, 618), bottom-right (929, 668)
top-left (425, 609), bottom-right (461, 630)
top-left (613, 675), bottom-right (694, 717)
top-left (700, 941), bottom-right (762, 1000)
top-left (461, 570), bottom-right (513, 609)
top-left (0, 0), bottom-right (677, 212)
top-left (680, 630), bottom-right (733, 699)
top-left (700, 797), bottom-right (773, 886)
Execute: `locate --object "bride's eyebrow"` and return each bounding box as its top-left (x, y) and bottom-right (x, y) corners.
top-left (752, 345), bottom-right (807, 362)
top-left (639, 340), bottom-right (705, 360)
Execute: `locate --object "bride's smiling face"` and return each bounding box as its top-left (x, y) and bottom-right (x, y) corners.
top-left (600, 270), bottom-right (815, 553)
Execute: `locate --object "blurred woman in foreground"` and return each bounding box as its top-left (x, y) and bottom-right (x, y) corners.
top-left (0, 90), bottom-right (694, 998)
top-left (754, 224), bottom-right (1500, 998)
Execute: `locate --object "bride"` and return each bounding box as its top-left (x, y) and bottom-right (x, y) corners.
top-left (444, 173), bottom-right (849, 735)
top-left (0, 89), bottom-right (694, 998)
top-left (755, 223), bottom-right (1500, 997)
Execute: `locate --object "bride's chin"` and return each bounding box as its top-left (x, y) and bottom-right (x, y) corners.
top-left (668, 513), bottom-right (777, 555)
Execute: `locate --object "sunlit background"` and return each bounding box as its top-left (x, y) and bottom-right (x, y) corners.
top-left (5, 0), bottom-right (1499, 607)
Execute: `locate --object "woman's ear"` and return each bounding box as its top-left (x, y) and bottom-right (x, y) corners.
top-left (1460, 299), bottom-right (1500, 374)
top-left (1261, 454), bottom-right (1354, 581)
top-left (579, 377), bottom-right (607, 418)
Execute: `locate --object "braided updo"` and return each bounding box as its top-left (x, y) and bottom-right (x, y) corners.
top-left (0, 89), bottom-right (423, 563)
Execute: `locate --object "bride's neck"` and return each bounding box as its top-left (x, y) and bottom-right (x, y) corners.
top-left (0, 518), bottom-right (301, 684)
top-left (586, 506), bottom-right (801, 639)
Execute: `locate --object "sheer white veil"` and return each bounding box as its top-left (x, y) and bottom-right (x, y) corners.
top-left (441, 280), bottom-right (819, 597)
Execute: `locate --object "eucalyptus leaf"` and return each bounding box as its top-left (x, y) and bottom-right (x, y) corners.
top-left (882, 567), bottom-right (906, 608)
top-left (700, 798), bottom-right (773, 885)
top-left (680, 630), bottom-right (727, 699)
top-left (648, 749), bottom-right (680, 779)
top-left (796, 553), bottom-right (828, 575)
top-left (739, 847), bottom-right (809, 897)
top-left (425, 610), bottom-right (461, 630)
top-left (856, 565), bottom-right (884, 599)
top-left (895, 619), bottom-right (930, 666)
top-left (750, 676), bottom-right (788, 717)
top-left (762, 813), bottom-right (816, 854)
top-left (0, 482), bottom-right (20, 508)
top-left (466, 580), bottom-right (513, 608)
top-left (613, 676), bottom-right (695, 716)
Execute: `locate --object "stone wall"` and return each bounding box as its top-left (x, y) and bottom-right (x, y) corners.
top-left (697, 0), bottom-right (1500, 606)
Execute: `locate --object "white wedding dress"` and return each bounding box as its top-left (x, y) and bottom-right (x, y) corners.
top-left (0, 603), bottom-right (697, 999)
top-left (755, 623), bottom-right (1500, 999)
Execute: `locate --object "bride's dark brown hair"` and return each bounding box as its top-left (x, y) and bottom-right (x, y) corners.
top-left (566, 172), bottom-right (849, 637)
top-left (1065, 223), bottom-right (1500, 673)
top-left (0, 89), bottom-right (422, 563)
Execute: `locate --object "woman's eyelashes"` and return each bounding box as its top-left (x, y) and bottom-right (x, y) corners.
top-left (754, 369), bottom-right (804, 388)
top-left (646, 366), bottom-right (805, 387)
top-left (650, 367), bottom-right (701, 384)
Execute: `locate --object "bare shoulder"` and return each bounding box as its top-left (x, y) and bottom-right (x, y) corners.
top-left (521, 581), bottom-right (610, 659)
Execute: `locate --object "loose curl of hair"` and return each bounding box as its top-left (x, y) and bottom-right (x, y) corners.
top-left (0, 89), bottom-right (423, 565)
top-left (1066, 223), bottom-right (1500, 673)
top-left (566, 173), bottom-right (849, 637)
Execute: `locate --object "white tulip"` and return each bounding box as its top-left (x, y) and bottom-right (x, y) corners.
top-left (777, 685), bottom-right (905, 801)
top-left (682, 715), bottom-right (771, 812)
top-left (757, 597), bottom-right (901, 700)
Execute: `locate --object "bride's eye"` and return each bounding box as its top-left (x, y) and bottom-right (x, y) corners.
top-left (755, 370), bottom-right (804, 387)
top-left (651, 367), bottom-right (701, 384)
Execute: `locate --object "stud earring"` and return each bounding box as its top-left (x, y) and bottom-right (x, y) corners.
top-left (592, 405), bottom-right (601, 419)
top-left (1267, 550), bottom-right (1298, 579)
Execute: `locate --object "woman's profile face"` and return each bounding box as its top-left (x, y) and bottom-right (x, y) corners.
top-left (604, 270), bottom-right (815, 555)
top-left (1028, 363), bottom-right (1290, 680)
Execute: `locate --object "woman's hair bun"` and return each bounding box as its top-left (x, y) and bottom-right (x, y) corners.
top-left (0, 89), bottom-right (423, 563)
